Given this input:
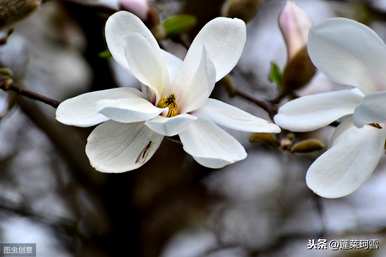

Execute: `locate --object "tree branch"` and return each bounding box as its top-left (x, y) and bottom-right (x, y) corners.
top-left (221, 76), bottom-right (277, 119)
top-left (0, 77), bottom-right (60, 108)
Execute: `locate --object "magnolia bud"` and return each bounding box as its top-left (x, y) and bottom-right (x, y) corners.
top-left (249, 133), bottom-right (279, 146)
top-left (0, 0), bottom-right (41, 29)
top-left (279, 133), bottom-right (295, 151)
top-left (282, 46), bottom-right (316, 92)
top-left (279, 0), bottom-right (311, 61)
top-left (119, 0), bottom-right (149, 20)
top-left (290, 139), bottom-right (325, 153)
top-left (279, 1), bottom-right (315, 93)
top-left (222, 0), bottom-right (263, 22)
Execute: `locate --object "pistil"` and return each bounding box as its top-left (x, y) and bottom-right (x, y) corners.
top-left (157, 94), bottom-right (178, 117)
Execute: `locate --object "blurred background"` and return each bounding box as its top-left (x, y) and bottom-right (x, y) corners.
top-left (0, 0), bottom-right (385, 256)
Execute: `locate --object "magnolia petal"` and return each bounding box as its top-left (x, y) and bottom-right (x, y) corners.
top-left (353, 91), bottom-right (386, 127)
top-left (97, 97), bottom-right (166, 123)
top-left (56, 87), bottom-right (142, 127)
top-left (162, 50), bottom-right (183, 82)
top-left (184, 17), bottom-right (246, 82)
top-left (86, 121), bottom-right (163, 173)
top-left (105, 11), bottom-right (158, 71)
top-left (195, 98), bottom-right (281, 133)
top-left (179, 119), bottom-right (247, 169)
top-left (145, 114), bottom-right (197, 136)
top-left (125, 33), bottom-right (169, 98)
top-left (274, 89), bottom-right (364, 132)
top-left (306, 123), bottom-right (386, 198)
top-left (331, 116), bottom-right (354, 144)
top-left (177, 48), bottom-right (216, 113)
top-left (308, 18), bottom-right (386, 93)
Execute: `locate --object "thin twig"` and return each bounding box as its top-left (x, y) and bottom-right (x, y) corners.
top-left (234, 89), bottom-right (276, 118)
top-left (221, 76), bottom-right (276, 119)
top-left (0, 196), bottom-right (79, 237)
top-left (0, 78), bottom-right (60, 108)
top-left (270, 91), bottom-right (287, 105)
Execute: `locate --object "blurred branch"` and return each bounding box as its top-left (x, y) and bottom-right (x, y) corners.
top-left (16, 98), bottom-right (104, 193)
top-left (0, 196), bottom-right (80, 238)
top-left (221, 75), bottom-right (277, 118)
top-left (62, 1), bottom-right (116, 91)
top-left (0, 77), bottom-right (60, 108)
top-left (312, 193), bottom-right (327, 238)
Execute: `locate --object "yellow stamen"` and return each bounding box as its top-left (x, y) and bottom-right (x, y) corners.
top-left (157, 94), bottom-right (179, 117)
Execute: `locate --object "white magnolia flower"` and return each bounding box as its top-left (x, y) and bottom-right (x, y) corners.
top-left (56, 11), bottom-right (281, 173)
top-left (274, 18), bottom-right (386, 198)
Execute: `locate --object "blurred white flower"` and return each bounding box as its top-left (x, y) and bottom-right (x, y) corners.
top-left (274, 18), bottom-right (386, 198)
top-left (279, 0), bottom-right (312, 61)
top-left (56, 11), bottom-right (280, 173)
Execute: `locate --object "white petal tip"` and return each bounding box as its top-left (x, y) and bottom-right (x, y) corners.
top-left (193, 151), bottom-right (247, 169)
top-left (55, 102), bottom-right (106, 128)
top-left (269, 124), bottom-right (282, 133)
top-left (257, 123), bottom-right (282, 134)
top-left (88, 162), bottom-right (133, 173)
top-left (231, 17), bottom-right (247, 26)
top-left (306, 176), bottom-right (350, 199)
top-left (273, 114), bottom-right (313, 132)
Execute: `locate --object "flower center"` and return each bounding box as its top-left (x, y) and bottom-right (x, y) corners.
top-left (157, 94), bottom-right (178, 117)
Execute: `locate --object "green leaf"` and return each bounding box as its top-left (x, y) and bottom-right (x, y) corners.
top-left (98, 50), bottom-right (112, 59)
top-left (268, 62), bottom-right (283, 87)
top-left (163, 15), bottom-right (197, 36)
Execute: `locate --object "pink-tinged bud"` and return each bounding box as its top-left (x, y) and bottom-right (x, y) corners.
top-left (119, 0), bottom-right (149, 20)
top-left (279, 1), bottom-right (316, 94)
top-left (279, 0), bottom-right (311, 61)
